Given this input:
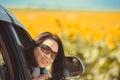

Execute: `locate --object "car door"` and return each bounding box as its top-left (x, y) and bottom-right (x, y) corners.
top-left (0, 4), bottom-right (35, 80)
top-left (0, 19), bottom-right (33, 80)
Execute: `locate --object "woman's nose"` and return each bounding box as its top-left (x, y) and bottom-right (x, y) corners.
top-left (45, 53), bottom-right (51, 59)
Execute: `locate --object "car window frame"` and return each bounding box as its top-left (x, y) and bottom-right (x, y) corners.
top-left (0, 22), bottom-right (15, 80)
top-left (0, 21), bottom-right (32, 80)
top-left (12, 24), bottom-right (33, 79)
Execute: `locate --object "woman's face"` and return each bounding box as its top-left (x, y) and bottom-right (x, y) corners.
top-left (34, 38), bottom-right (58, 68)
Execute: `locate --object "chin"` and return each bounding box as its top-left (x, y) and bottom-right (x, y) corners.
top-left (38, 64), bottom-right (46, 68)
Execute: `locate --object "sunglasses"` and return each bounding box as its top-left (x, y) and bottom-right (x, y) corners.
top-left (39, 44), bottom-right (57, 60)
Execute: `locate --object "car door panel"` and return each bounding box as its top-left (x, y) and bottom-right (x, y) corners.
top-left (0, 21), bottom-right (32, 80)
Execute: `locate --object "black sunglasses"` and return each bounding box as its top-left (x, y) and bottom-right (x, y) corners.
top-left (39, 44), bottom-right (57, 60)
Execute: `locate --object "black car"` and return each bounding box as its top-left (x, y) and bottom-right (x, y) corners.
top-left (0, 4), bottom-right (84, 80)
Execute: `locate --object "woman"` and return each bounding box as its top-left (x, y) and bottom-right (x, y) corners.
top-left (24, 32), bottom-right (65, 80)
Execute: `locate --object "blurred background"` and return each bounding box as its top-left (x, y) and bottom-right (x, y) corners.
top-left (0, 0), bottom-right (120, 80)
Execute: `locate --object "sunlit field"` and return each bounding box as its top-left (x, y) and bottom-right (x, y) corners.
top-left (11, 9), bottom-right (120, 49)
top-left (11, 9), bottom-right (120, 80)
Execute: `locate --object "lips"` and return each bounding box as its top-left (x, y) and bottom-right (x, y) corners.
top-left (41, 57), bottom-right (48, 64)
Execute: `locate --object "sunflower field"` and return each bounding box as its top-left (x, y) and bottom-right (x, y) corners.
top-left (11, 9), bottom-right (120, 80)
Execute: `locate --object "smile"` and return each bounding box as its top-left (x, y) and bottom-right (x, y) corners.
top-left (41, 57), bottom-right (48, 64)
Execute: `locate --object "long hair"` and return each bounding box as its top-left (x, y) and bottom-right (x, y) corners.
top-left (24, 40), bottom-right (38, 74)
top-left (35, 32), bottom-right (65, 80)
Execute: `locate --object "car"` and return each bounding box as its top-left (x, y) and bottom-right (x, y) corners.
top-left (0, 4), bottom-right (85, 80)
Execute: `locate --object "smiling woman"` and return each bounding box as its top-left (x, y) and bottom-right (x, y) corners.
top-left (24, 32), bottom-right (65, 80)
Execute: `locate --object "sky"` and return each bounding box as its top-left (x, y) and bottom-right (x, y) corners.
top-left (0, 0), bottom-right (120, 11)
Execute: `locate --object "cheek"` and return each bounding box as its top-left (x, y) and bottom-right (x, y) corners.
top-left (34, 48), bottom-right (43, 62)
